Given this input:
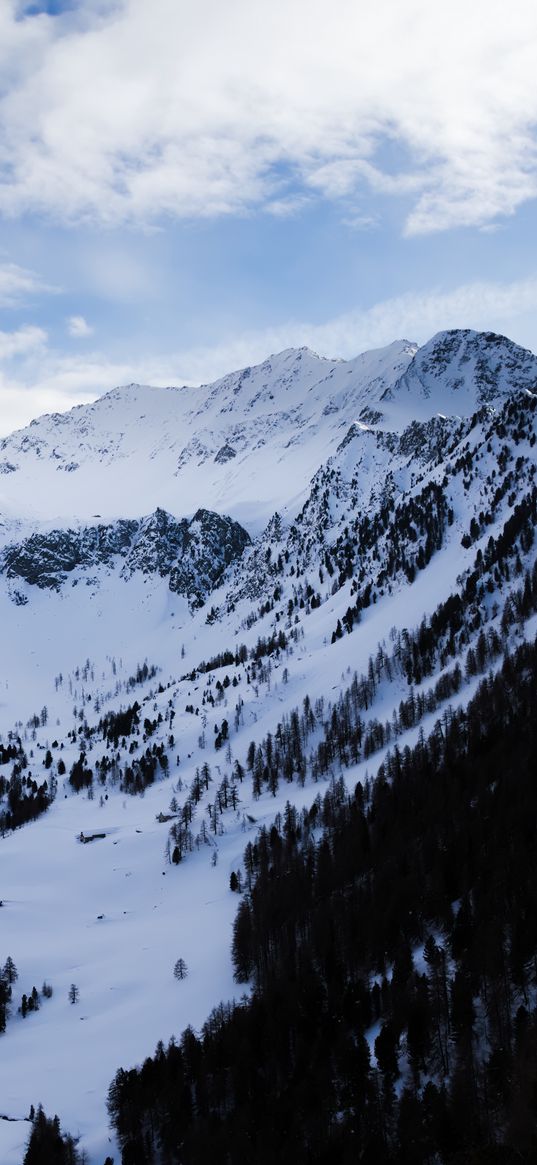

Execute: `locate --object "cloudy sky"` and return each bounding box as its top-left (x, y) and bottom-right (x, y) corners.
top-left (1, 0), bottom-right (537, 431)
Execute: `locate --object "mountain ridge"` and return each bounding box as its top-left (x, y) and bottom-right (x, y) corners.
top-left (0, 329), bottom-right (535, 535)
top-left (0, 325), bottom-right (536, 1164)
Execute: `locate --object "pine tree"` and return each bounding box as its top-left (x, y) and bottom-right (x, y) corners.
top-left (3, 955), bottom-right (18, 984)
top-left (23, 1105), bottom-right (80, 1164)
top-left (0, 977), bottom-right (11, 1032)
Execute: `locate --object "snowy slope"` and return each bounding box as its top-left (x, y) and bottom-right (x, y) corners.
top-left (0, 327), bottom-right (536, 1163)
top-left (0, 341), bottom-right (416, 528)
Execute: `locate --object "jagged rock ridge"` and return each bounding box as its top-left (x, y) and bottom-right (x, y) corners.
top-left (1, 507), bottom-right (250, 605)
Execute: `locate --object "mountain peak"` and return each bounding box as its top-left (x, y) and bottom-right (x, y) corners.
top-left (382, 327), bottom-right (537, 417)
top-left (0, 328), bottom-right (535, 527)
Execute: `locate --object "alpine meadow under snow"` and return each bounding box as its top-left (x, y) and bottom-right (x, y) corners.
top-left (1, 328), bottom-right (537, 1163)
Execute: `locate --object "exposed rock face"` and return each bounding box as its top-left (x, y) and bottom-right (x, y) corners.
top-left (169, 508), bottom-right (251, 606)
top-left (214, 443), bottom-right (237, 464)
top-left (122, 508), bottom-right (188, 578)
top-left (397, 414), bottom-right (462, 463)
top-left (1, 507), bottom-right (250, 603)
top-left (3, 521), bottom-right (137, 589)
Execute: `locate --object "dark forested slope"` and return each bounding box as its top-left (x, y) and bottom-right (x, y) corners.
top-left (108, 635), bottom-right (537, 1164)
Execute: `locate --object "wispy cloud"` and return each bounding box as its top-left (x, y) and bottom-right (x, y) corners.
top-left (67, 314), bottom-right (93, 338)
top-left (169, 276), bottom-right (537, 379)
top-left (0, 1), bottom-right (536, 233)
top-left (0, 260), bottom-right (58, 306)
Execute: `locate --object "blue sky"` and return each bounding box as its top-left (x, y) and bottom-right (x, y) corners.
top-left (1, 0), bottom-right (537, 432)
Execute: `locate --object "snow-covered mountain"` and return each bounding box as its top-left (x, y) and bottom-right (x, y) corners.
top-left (0, 340), bottom-right (418, 529)
top-left (383, 326), bottom-right (537, 408)
top-left (1, 327), bottom-right (537, 1164)
top-left (1, 328), bottom-right (535, 607)
top-left (1, 329), bottom-right (534, 532)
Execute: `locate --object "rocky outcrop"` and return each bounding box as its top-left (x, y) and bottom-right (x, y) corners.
top-left (169, 508), bottom-right (251, 606)
top-left (122, 508), bottom-right (188, 578)
top-left (3, 521), bottom-right (137, 589)
top-left (1, 507), bottom-right (250, 603)
top-left (214, 443), bottom-right (237, 464)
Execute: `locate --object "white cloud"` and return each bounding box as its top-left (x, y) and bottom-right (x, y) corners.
top-left (0, 260), bottom-right (57, 306)
top-left (0, 324), bottom-right (48, 359)
top-left (67, 314), bottom-right (93, 337)
top-left (0, 0), bottom-right (536, 233)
